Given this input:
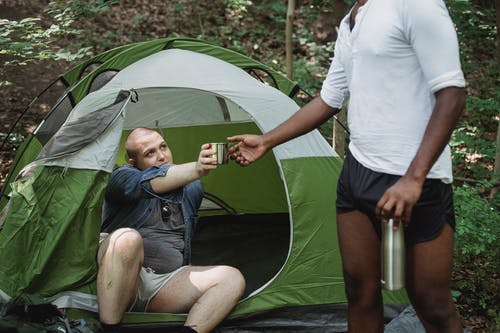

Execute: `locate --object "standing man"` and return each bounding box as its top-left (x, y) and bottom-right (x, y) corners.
top-left (229, 0), bottom-right (465, 332)
top-left (98, 128), bottom-right (245, 333)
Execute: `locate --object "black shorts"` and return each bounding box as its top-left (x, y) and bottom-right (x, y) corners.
top-left (336, 150), bottom-right (455, 245)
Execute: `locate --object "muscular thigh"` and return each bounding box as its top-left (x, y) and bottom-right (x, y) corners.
top-left (148, 266), bottom-right (225, 313)
top-left (406, 223), bottom-right (455, 292)
top-left (337, 210), bottom-right (381, 280)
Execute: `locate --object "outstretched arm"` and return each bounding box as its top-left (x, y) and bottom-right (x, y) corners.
top-left (150, 143), bottom-right (217, 193)
top-left (228, 96), bottom-right (339, 166)
top-left (376, 86), bottom-right (466, 227)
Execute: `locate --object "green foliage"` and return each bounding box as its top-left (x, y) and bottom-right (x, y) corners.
top-left (0, 0), bottom-right (117, 88)
top-left (308, 0), bottom-right (355, 10)
top-left (454, 184), bottom-right (499, 256)
top-left (224, 0), bottom-right (253, 14)
top-left (447, 0), bottom-right (499, 200)
top-left (292, 42), bottom-right (333, 94)
top-left (453, 183), bottom-right (499, 319)
top-left (266, 2), bottom-right (287, 24)
top-left (0, 17), bottom-right (78, 64)
top-left (0, 132), bottom-right (25, 146)
top-left (0, 0), bottom-right (116, 66)
top-left (451, 123), bottom-right (497, 180)
top-left (447, 0), bottom-right (496, 69)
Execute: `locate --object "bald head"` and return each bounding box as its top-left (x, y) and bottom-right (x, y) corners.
top-left (125, 128), bottom-right (173, 170)
top-left (125, 128), bottom-right (157, 160)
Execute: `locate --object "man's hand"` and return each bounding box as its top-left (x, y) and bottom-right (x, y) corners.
top-left (196, 143), bottom-right (218, 176)
top-left (375, 176), bottom-right (424, 230)
top-left (227, 135), bottom-right (268, 166)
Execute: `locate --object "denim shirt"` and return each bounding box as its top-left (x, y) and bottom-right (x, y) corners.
top-left (101, 164), bottom-right (203, 264)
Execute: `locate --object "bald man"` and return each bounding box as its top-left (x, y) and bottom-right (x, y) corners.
top-left (98, 128), bottom-right (245, 333)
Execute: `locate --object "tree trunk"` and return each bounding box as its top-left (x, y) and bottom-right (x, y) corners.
top-left (492, 0), bottom-right (500, 200)
top-left (491, 117), bottom-right (500, 199)
top-left (497, 0), bottom-right (500, 65)
top-left (286, 0), bottom-right (296, 80)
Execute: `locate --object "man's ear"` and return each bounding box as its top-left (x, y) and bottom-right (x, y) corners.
top-left (128, 158), bottom-right (135, 166)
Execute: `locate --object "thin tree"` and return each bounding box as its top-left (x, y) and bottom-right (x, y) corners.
top-left (286, 0), bottom-right (296, 80)
top-left (492, 0), bottom-right (500, 200)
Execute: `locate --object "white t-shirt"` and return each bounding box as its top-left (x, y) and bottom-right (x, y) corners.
top-left (320, 0), bottom-right (465, 183)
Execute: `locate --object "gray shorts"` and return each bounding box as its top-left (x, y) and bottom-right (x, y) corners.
top-left (129, 266), bottom-right (187, 312)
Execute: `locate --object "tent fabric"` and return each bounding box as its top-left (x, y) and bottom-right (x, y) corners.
top-left (42, 48), bottom-right (335, 173)
top-left (0, 37), bottom-right (408, 330)
top-left (0, 167), bottom-right (106, 299)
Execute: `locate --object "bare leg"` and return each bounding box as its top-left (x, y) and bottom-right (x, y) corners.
top-left (337, 210), bottom-right (383, 333)
top-left (97, 228), bottom-right (143, 325)
top-left (405, 224), bottom-right (463, 332)
top-left (148, 265), bottom-right (246, 333)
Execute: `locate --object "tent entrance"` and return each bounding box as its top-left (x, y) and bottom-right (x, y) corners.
top-left (192, 213), bottom-right (290, 298)
top-left (112, 90), bottom-right (293, 298)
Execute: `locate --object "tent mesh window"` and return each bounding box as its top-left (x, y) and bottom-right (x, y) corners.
top-left (35, 94), bottom-right (74, 145)
top-left (88, 70), bottom-right (119, 94)
top-left (78, 62), bottom-right (101, 81)
top-left (245, 67), bottom-right (278, 88)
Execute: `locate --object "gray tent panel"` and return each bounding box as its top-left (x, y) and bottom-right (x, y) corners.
top-left (37, 91), bottom-right (131, 160)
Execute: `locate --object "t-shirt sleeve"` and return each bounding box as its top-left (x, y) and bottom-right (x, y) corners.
top-left (320, 22), bottom-right (349, 109)
top-left (106, 165), bottom-right (180, 203)
top-left (140, 164), bottom-right (183, 201)
top-left (404, 0), bottom-right (465, 93)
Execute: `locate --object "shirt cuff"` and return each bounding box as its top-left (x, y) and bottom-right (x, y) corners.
top-left (428, 70), bottom-right (466, 93)
top-left (320, 88), bottom-right (345, 109)
top-left (140, 164), bottom-right (171, 194)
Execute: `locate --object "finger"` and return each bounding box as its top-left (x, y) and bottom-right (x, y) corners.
top-left (236, 157), bottom-right (250, 167)
top-left (375, 194), bottom-right (388, 220)
top-left (376, 196), bottom-right (392, 222)
top-left (392, 201), bottom-right (405, 230)
top-left (202, 156), bottom-right (216, 165)
top-left (201, 148), bottom-right (216, 158)
top-left (228, 143), bottom-right (241, 154)
top-left (227, 135), bottom-right (245, 142)
top-left (403, 204), bottom-right (413, 227)
top-left (381, 199), bottom-right (396, 224)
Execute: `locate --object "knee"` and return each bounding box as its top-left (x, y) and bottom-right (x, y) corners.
top-left (407, 285), bottom-right (457, 326)
top-left (218, 266), bottom-right (246, 298)
top-left (343, 270), bottom-right (381, 308)
top-left (106, 228), bottom-right (143, 264)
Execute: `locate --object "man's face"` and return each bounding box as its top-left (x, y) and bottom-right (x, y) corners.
top-left (130, 131), bottom-right (173, 170)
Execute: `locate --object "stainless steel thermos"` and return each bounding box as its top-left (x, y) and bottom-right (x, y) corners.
top-left (381, 218), bottom-right (405, 290)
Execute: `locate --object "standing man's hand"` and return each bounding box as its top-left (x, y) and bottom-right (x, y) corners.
top-left (375, 176), bottom-right (424, 230)
top-left (227, 97), bottom-right (338, 167)
top-left (227, 135), bottom-right (268, 166)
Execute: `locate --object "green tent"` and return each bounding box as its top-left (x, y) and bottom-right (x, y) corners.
top-left (0, 37), bottom-right (407, 331)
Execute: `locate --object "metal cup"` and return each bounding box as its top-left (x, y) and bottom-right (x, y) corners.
top-left (210, 143), bottom-right (229, 164)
